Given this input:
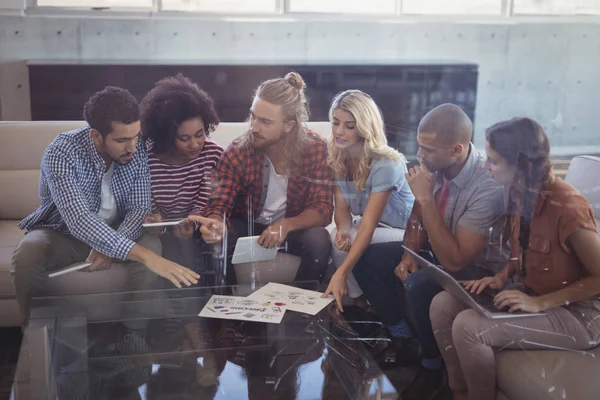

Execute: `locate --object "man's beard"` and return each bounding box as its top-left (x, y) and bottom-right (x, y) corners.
top-left (250, 132), bottom-right (283, 150)
top-left (421, 158), bottom-right (450, 173)
top-left (113, 154), bottom-right (134, 165)
top-left (100, 143), bottom-right (134, 165)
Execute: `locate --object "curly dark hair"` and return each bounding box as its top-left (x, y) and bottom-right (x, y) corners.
top-left (140, 74), bottom-right (219, 154)
top-left (83, 86), bottom-right (140, 136)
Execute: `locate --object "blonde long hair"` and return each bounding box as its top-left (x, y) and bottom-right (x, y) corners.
top-left (238, 72), bottom-right (311, 176)
top-left (327, 90), bottom-right (406, 191)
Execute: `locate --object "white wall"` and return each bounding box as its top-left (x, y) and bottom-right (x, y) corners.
top-left (1, 11), bottom-right (600, 153)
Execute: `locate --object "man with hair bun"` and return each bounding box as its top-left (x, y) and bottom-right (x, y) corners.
top-left (198, 72), bottom-right (333, 283)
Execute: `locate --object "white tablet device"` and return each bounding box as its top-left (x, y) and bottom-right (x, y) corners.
top-left (142, 219), bottom-right (185, 228)
top-left (48, 262), bottom-right (92, 278)
top-left (231, 235), bottom-right (278, 264)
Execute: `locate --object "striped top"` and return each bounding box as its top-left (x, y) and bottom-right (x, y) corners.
top-left (148, 139), bottom-right (223, 219)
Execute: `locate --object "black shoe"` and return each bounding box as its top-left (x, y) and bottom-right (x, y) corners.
top-left (402, 366), bottom-right (448, 400)
top-left (379, 337), bottom-right (420, 366)
top-left (435, 383), bottom-right (454, 400)
top-left (364, 326), bottom-right (393, 356)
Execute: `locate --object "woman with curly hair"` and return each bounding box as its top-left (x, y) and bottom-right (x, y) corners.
top-left (323, 90), bottom-right (414, 311)
top-left (430, 117), bottom-right (600, 400)
top-left (141, 74), bottom-right (223, 272)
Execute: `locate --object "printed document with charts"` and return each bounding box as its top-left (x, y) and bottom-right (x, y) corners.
top-left (199, 295), bottom-right (286, 324)
top-left (247, 283), bottom-right (334, 315)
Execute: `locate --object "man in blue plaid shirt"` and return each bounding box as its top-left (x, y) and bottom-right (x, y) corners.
top-left (11, 87), bottom-right (199, 321)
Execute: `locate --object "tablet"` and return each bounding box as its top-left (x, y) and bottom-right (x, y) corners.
top-left (48, 262), bottom-right (92, 278)
top-left (142, 219), bottom-right (185, 228)
top-left (231, 236), bottom-right (278, 264)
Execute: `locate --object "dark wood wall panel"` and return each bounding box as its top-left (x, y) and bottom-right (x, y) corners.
top-left (29, 63), bottom-right (478, 155)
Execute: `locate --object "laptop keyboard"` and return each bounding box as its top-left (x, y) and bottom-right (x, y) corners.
top-left (464, 289), bottom-right (519, 314)
top-left (466, 291), bottom-right (499, 313)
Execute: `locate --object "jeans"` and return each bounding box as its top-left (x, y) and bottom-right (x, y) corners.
top-left (353, 241), bottom-right (491, 359)
top-left (352, 242), bottom-right (408, 326)
top-left (160, 230), bottom-right (220, 287)
top-left (431, 291), bottom-right (600, 399)
top-left (331, 218), bottom-right (405, 299)
top-left (11, 228), bottom-right (161, 326)
top-left (405, 264), bottom-right (490, 359)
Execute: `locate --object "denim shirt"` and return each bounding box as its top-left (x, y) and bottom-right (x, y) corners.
top-left (336, 157), bottom-right (415, 229)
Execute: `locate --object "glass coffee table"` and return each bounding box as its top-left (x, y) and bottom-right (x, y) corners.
top-left (13, 282), bottom-right (398, 399)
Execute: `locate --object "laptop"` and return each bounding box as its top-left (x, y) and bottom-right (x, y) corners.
top-left (402, 246), bottom-right (545, 319)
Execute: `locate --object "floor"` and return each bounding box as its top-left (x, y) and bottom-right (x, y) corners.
top-left (0, 328), bottom-right (22, 400)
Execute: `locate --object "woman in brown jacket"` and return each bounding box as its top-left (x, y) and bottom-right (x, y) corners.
top-left (429, 117), bottom-right (600, 400)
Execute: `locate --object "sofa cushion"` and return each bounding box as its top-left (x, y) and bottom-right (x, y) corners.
top-left (0, 246), bottom-right (17, 298)
top-left (0, 220), bottom-right (24, 297)
top-left (0, 219), bottom-right (132, 299)
top-left (0, 121), bottom-right (331, 169)
top-left (209, 121), bottom-right (330, 147)
top-left (497, 347), bottom-right (600, 400)
top-left (0, 298), bottom-right (22, 327)
top-left (496, 389), bottom-right (511, 400)
top-left (233, 253), bottom-right (301, 291)
top-left (0, 121), bottom-right (87, 170)
top-left (0, 220), bottom-right (24, 248)
top-left (0, 170), bottom-right (41, 220)
top-left (43, 263), bottom-right (130, 296)
top-left (565, 155), bottom-right (600, 223)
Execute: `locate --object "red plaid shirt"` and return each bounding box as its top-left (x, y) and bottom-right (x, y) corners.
top-left (203, 129), bottom-right (333, 225)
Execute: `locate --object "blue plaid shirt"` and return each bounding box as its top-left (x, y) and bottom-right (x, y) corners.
top-left (19, 127), bottom-right (151, 260)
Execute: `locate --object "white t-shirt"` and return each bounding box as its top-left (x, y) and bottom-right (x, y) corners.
top-left (98, 163), bottom-right (118, 225)
top-left (256, 158), bottom-right (288, 225)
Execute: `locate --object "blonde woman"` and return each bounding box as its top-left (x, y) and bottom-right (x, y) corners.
top-left (322, 90), bottom-right (415, 311)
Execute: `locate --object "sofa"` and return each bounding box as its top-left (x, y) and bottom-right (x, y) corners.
top-left (2, 121), bottom-right (599, 399)
top-left (0, 120), bottom-right (331, 327)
